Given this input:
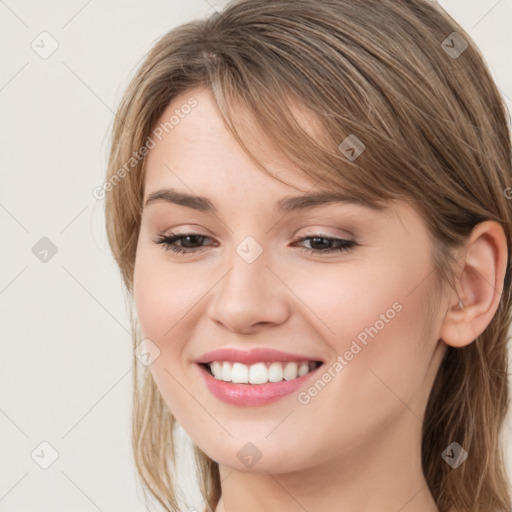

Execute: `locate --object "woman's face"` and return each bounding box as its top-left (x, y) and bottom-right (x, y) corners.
top-left (133, 87), bottom-right (448, 474)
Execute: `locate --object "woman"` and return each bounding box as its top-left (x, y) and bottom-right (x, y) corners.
top-left (103, 0), bottom-right (512, 510)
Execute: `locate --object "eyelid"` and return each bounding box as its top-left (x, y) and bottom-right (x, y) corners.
top-left (153, 230), bottom-right (358, 257)
top-left (297, 226), bottom-right (355, 237)
top-left (156, 223), bottom-right (356, 242)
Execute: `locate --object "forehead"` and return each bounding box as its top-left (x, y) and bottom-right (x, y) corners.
top-left (143, 87), bottom-right (327, 193)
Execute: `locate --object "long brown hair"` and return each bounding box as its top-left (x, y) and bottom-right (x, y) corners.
top-left (103, 1), bottom-right (512, 510)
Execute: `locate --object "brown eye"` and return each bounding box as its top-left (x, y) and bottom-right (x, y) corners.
top-left (154, 233), bottom-right (215, 254)
top-left (153, 233), bottom-right (357, 256)
top-left (293, 236), bottom-right (357, 254)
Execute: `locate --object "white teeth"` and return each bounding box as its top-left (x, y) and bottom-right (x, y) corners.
top-left (207, 360), bottom-right (316, 384)
top-left (268, 362), bottom-right (283, 382)
top-left (231, 362), bottom-right (249, 383)
top-left (211, 361), bottom-right (222, 379)
top-left (249, 362), bottom-right (268, 384)
top-left (221, 361), bottom-right (231, 381)
top-left (298, 363), bottom-right (309, 377)
top-left (283, 362), bottom-right (298, 380)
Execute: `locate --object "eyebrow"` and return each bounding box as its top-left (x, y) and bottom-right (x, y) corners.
top-left (143, 188), bottom-right (384, 214)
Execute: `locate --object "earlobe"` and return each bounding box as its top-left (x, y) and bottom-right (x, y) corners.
top-left (439, 221), bottom-right (508, 348)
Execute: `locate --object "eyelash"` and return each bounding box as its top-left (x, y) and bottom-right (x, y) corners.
top-left (154, 232), bottom-right (357, 255)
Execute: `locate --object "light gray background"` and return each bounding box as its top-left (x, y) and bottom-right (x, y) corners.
top-left (1, 1), bottom-right (511, 511)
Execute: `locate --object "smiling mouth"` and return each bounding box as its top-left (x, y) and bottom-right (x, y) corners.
top-left (199, 360), bottom-right (323, 385)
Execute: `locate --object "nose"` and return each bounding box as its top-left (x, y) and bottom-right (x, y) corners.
top-left (206, 248), bottom-right (290, 335)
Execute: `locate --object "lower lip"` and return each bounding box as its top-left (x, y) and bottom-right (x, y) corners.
top-left (197, 363), bottom-right (323, 407)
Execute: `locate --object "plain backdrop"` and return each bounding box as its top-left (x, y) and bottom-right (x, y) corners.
top-left (1, 1), bottom-right (511, 511)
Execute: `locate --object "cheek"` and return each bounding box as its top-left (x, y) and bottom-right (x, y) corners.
top-left (133, 247), bottom-right (201, 342)
top-left (288, 255), bottom-right (437, 427)
top-left (288, 259), bottom-right (408, 348)
top-left (132, 249), bottom-right (203, 415)
top-left (307, 265), bottom-right (436, 448)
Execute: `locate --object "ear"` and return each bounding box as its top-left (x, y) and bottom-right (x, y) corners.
top-left (439, 221), bottom-right (508, 348)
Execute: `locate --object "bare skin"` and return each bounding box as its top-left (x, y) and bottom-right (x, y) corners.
top-left (133, 86), bottom-right (507, 512)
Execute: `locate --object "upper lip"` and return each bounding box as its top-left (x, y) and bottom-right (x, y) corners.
top-left (195, 347), bottom-right (324, 365)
